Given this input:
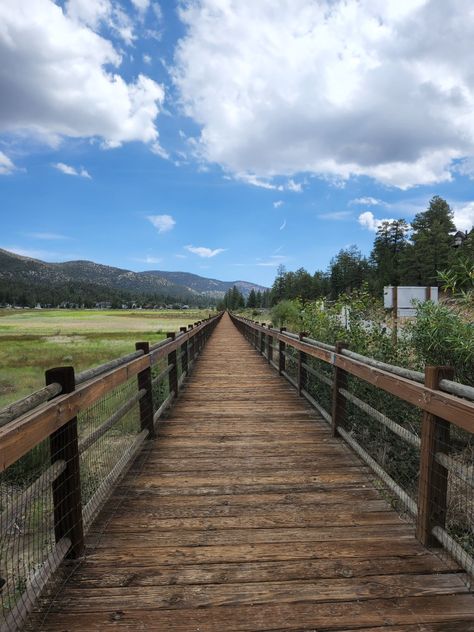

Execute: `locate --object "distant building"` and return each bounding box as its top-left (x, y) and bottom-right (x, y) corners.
top-left (453, 230), bottom-right (467, 248)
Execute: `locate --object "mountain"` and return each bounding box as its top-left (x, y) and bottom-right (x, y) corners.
top-left (142, 270), bottom-right (267, 298)
top-left (0, 248), bottom-right (267, 304)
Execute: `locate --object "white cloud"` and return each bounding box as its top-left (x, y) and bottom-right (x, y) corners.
top-left (54, 163), bottom-right (91, 178)
top-left (273, 200), bottom-right (284, 208)
top-left (453, 202), bottom-right (474, 232)
top-left (174, 0), bottom-right (474, 189)
top-left (143, 54), bottom-right (152, 64)
top-left (351, 197), bottom-right (385, 206)
top-left (147, 214), bottom-right (176, 233)
top-left (0, 151), bottom-right (16, 175)
top-left (185, 245), bottom-right (226, 258)
top-left (279, 219), bottom-right (286, 230)
top-left (358, 211), bottom-right (395, 232)
top-left (0, 0), bottom-right (164, 148)
top-left (27, 232), bottom-right (68, 240)
top-left (286, 179), bottom-right (302, 193)
top-left (133, 255), bottom-right (162, 264)
top-left (256, 255), bottom-right (289, 267)
top-left (318, 211), bottom-right (353, 221)
top-left (131, 0), bottom-right (150, 12)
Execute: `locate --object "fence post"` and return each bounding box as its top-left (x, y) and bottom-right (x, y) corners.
top-left (416, 365), bottom-right (454, 547)
top-left (267, 324), bottom-right (274, 365)
top-left (188, 324), bottom-right (194, 362)
top-left (46, 366), bottom-right (84, 559)
top-left (180, 327), bottom-right (189, 377)
top-left (260, 324), bottom-right (266, 356)
top-left (279, 327), bottom-right (286, 375)
top-left (297, 332), bottom-right (308, 396)
top-left (166, 333), bottom-right (179, 399)
top-left (135, 342), bottom-right (155, 439)
top-left (331, 341), bottom-right (348, 437)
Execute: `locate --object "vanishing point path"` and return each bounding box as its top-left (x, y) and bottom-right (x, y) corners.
top-left (37, 313), bottom-right (474, 631)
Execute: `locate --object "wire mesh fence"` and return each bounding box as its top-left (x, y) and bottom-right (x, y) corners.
top-left (0, 315), bottom-right (220, 631)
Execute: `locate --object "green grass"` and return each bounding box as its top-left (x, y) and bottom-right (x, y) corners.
top-left (0, 308), bottom-right (213, 408)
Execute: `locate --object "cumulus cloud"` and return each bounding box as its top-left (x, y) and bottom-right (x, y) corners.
top-left (0, 0), bottom-right (164, 148)
top-left (358, 211), bottom-right (395, 232)
top-left (273, 200), bottom-right (284, 208)
top-left (453, 202), bottom-right (474, 232)
top-left (54, 163), bottom-right (91, 178)
top-left (147, 214), bottom-right (176, 233)
top-left (185, 245), bottom-right (226, 258)
top-left (174, 0), bottom-right (474, 189)
top-left (0, 151), bottom-right (17, 175)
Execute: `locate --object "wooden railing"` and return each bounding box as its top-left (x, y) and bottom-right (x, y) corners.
top-left (0, 312), bottom-right (222, 631)
top-left (230, 313), bottom-right (474, 578)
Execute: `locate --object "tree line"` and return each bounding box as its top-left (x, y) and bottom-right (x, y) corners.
top-left (270, 196), bottom-right (473, 304)
top-left (217, 286), bottom-right (272, 311)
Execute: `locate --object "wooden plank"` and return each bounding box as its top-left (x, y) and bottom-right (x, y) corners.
top-left (34, 595), bottom-right (474, 631)
top-left (66, 554), bottom-right (459, 588)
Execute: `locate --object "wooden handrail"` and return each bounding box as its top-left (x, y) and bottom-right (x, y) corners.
top-left (230, 313), bottom-right (474, 434)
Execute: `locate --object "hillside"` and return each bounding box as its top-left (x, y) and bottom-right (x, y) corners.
top-left (0, 248), bottom-right (266, 305)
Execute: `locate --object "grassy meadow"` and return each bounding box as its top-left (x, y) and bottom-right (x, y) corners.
top-left (0, 308), bottom-right (214, 408)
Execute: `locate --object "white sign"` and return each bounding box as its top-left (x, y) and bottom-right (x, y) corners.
top-left (383, 286), bottom-right (438, 317)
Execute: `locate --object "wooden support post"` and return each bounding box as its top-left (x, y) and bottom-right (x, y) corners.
top-left (331, 342), bottom-right (348, 437)
top-left (166, 333), bottom-right (178, 398)
top-left (297, 332), bottom-right (308, 396)
top-left (260, 324), bottom-right (266, 356)
top-left (135, 342), bottom-right (155, 438)
top-left (180, 327), bottom-right (189, 377)
top-left (46, 366), bottom-right (84, 559)
top-left (416, 365), bottom-right (454, 547)
top-left (267, 324), bottom-right (273, 364)
top-left (392, 286), bottom-right (398, 345)
top-left (188, 324), bottom-right (194, 360)
top-left (279, 327), bottom-right (286, 375)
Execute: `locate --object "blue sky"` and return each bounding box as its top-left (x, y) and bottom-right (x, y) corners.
top-left (1, 0), bottom-right (474, 287)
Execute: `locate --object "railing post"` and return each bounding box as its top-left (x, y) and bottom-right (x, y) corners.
top-left (279, 327), bottom-right (286, 375)
top-left (260, 324), bottom-right (266, 356)
top-left (180, 327), bottom-right (189, 376)
top-left (331, 341), bottom-right (348, 437)
top-left (267, 324), bottom-right (273, 365)
top-left (188, 324), bottom-right (194, 361)
top-left (297, 332), bottom-right (308, 396)
top-left (416, 365), bottom-right (454, 547)
top-left (135, 342), bottom-right (155, 439)
top-left (46, 366), bottom-right (84, 559)
top-left (166, 332), bottom-right (179, 399)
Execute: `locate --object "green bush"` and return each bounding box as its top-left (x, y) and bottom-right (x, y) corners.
top-left (407, 301), bottom-right (474, 384)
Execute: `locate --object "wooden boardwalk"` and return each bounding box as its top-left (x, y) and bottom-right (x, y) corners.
top-left (37, 313), bottom-right (474, 631)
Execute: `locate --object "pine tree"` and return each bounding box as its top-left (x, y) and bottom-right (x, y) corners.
top-left (402, 196), bottom-right (456, 285)
top-left (371, 219), bottom-right (410, 290)
top-left (247, 289), bottom-right (257, 308)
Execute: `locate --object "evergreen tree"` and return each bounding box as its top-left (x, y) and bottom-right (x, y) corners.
top-left (328, 246), bottom-right (370, 298)
top-left (246, 289), bottom-right (257, 308)
top-left (402, 196), bottom-right (456, 285)
top-left (371, 219), bottom-right (410, 290)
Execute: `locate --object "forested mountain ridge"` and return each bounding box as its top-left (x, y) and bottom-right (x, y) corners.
top-left (0, 248), bottom-right (266, 306)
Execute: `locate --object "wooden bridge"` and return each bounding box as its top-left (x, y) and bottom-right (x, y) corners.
top-left (2, 312), bottom-right (474, 631)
